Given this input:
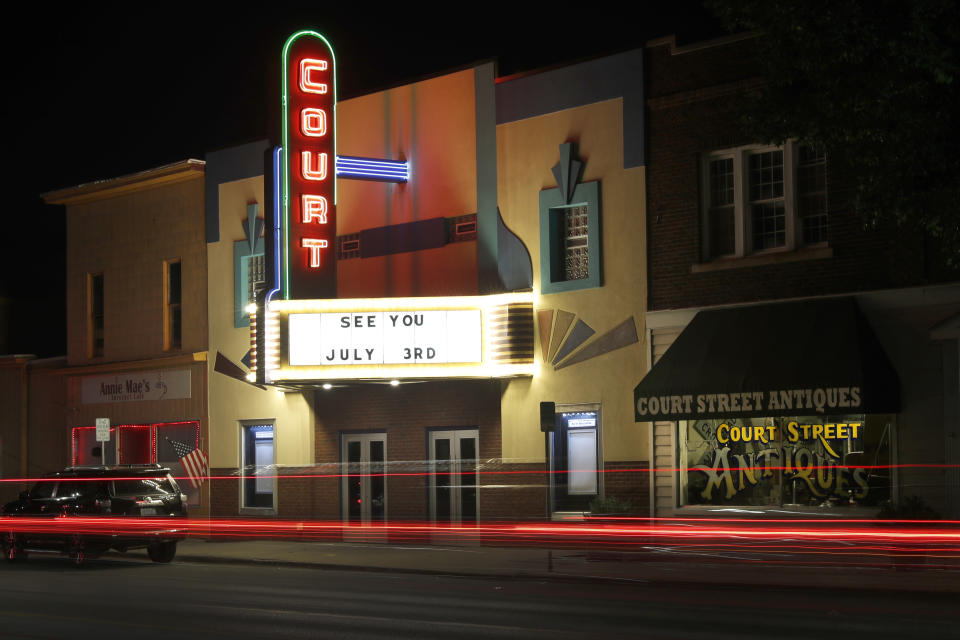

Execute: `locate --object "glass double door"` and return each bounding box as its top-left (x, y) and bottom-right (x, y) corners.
top-left (429, 430), bottom-right (478, 523)
top-left (341, 434), bottom-right (386, 524)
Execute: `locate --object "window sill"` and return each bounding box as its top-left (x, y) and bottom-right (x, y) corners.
top-left (691, 246), bottom-right (833, 274)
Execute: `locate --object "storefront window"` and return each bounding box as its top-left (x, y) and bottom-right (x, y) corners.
top-left (679, 415), bottom-right (892, 508)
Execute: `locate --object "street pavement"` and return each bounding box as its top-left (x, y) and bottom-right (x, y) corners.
top-left (170, 536), bottom-right (960, 593)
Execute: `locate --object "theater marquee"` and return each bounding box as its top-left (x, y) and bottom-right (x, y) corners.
top-left (251, 293), bottom-right (535, 382)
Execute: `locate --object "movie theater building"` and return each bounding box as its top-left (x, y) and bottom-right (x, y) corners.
top-left (636, 34), bottom-right (960, 519)
top-left (207, 32), bottom-right (650, 521)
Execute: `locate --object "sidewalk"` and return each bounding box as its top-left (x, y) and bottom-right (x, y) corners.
top-left (173, 538), bottom-right (960, 593)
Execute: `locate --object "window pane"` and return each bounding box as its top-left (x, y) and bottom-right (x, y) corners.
top-left (709, 158), bottom-right (734, 206)
top-left (369, 440), bottom-right (385, 521)
top-left (752, 202), bottom-right (786, 250)
top-left (709, 206), bottom-right (736, 258)
top-left (167, 262), bottom-right (181, 304)
top-left (113, 478), bottom-right (176, 498)
top-left (247, 254), bottom-right (265, 304)
top-left (749, 150), bottom-right (784, 201)
top-left (435, 438), bottom-right (451, 521)
top-left (681, 415), bottom-right (892, 508)
top-left (460, 437), bottom-right (477, 522)
top-left (562, 205), bottom-right (589, 281)
top-left (170, 305), bottom-right (181, 349)
top-left (567, 429), bottom-right (597, 495)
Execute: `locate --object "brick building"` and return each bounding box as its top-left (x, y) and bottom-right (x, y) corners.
top-left (37, 161), bottom-right (213, 512)
top-left (636, 35), bottom-right (960, 518)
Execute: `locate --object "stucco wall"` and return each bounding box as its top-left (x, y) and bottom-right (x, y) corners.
top-left (208, 175), bottom-right (315, 470)
top-left (496, 99), bottom-right (648, 464)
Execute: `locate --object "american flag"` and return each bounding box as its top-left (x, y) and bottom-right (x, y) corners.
top-left (166, 437), bottom-right (208, 489)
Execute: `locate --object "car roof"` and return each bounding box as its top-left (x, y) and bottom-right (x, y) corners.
top-left (51, 464), bottom-right (173, 478)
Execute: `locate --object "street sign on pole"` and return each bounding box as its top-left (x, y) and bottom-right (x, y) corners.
top-left (96, 418), bottom-right (110, 466)
top-left (95, 418), bottom-right (110, 442)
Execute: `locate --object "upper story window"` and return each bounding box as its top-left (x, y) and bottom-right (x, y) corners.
top-left (702, 142), bottom-right (827, 261)
top-left (88, 273), bottom-right (104, 357)
top-left (562, 205), bottom-right (590, 281)
top-left (539, 181), bottom-right (602, 295)
top-left (234, 203), bottom-right (265, 328)
top-left (164, 260), bottom-right (182, 351)
top-left (246, 254), bottom-right (265, 306)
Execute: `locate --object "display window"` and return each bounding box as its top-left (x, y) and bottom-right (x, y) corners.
top-left (72, 421), bottom-right (202, 506)
top-left (679, 414), bottom-right (893, 508)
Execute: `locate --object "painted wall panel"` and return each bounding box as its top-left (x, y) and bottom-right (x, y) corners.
top-left (497, 99), bottom-right (647, 465)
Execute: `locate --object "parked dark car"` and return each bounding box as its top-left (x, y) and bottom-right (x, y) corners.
top-left (2, 464), bottom-right (188, 565)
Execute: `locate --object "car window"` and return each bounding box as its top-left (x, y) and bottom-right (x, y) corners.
top-left (56, 481), bottom-right (82, 499)
top-left (28, 481), bottom-right (56, 499)
top-left (112, 478), bottom-right (177, 498)
top-left (56, 480), bottom-right (109, 499)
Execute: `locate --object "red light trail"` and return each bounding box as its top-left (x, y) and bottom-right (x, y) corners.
top-left (0, 462), bottom-right (956, 485)
top-left (4, 516), bottom-right (956, 569)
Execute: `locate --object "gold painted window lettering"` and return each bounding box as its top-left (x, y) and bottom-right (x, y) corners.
top-left (679, 415), bottom-right (892, 509)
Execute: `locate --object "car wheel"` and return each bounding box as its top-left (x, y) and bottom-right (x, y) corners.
top-left (147, 541), bottom-right (177, 563)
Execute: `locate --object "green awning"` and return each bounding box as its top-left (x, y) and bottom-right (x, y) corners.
top-left (634, 297), bottom-right (899, 421)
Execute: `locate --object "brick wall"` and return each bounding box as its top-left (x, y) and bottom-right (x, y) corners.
top-left (603, 461), bottom-right (651, 516)
top-left (315, 379), bottom-right (505, 521)
top-left (645, 36), bottom-right (945, 312)
top-left (210, 381), bottom-right (646, 521)
top-left (209, 468), bottom-right (238, 518)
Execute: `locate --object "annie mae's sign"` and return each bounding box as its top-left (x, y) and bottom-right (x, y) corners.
top-left (289, 310), bottom-right (481, 366)
top-left (80, 369), bottom-right (191, 404)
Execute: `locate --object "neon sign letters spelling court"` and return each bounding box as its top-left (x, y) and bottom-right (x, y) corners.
top-left (282, 31), bottom-right (337, 300)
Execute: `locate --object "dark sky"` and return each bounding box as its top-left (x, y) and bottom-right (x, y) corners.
top-left (5, 4), bottom-right (724, 356)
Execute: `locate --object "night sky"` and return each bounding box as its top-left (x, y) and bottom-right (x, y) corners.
top-left (5, 4), bottom-right (723, 357)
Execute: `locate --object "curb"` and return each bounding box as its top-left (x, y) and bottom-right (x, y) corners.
top-left (172, 551), bottom-right (960, 594)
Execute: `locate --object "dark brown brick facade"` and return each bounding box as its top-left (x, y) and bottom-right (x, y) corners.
top-left (314, 379), bottom-right (501, 521)
top-left (645, 36), bottom-right (948, 312)
top-left (603, 462), bottom-right (651, 516)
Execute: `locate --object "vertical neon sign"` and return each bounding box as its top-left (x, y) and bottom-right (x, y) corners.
top-left (282, 31), bottom-right (337, 299)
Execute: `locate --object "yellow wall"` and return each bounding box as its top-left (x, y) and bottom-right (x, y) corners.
top-left (65, 176), bottom-right (207, 365)
top-left (207, 176), bottom-right (314, 469)
top-left (497, 99), bottom-right (648, 463)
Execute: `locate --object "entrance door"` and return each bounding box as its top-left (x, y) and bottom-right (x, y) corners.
top-left (551, 409), bottom-right (601, 513)
top-left (241, 423), bottom-right (275, 511)
top-left (341, 434), bottom-right (386, 523)
top-left (429, 429), bottom-right (479, 523)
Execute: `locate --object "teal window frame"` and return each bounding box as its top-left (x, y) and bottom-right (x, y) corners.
top-left (539, 181), bottom-right (601, 294)
top-left (234, 203), bottom-right (265, 328)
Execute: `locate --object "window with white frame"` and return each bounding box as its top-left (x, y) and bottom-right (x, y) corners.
top-left (702, 142), bottom-right (827, 261)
